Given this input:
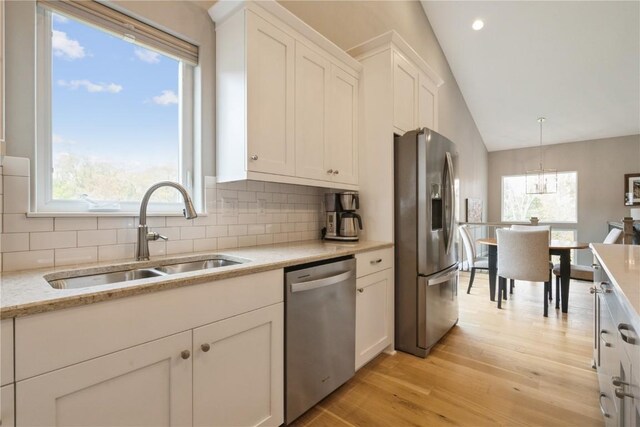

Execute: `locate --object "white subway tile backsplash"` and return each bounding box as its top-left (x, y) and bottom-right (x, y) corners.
top-left (4, 214), bottom-right (53, 233)
top-left (4, 250), bottom-right (54, 272)
top-left (228, 224), bottom-right (248, 236)
top-left (206, 225), bottom-right (228, 238)
top-left (1, 233), bottom-right (29, 252)
top-left (78, 230), bottom-right (117, 247)
top-left (180, 226), bottom-right (206, 240)
top-left (238, 235), bottom-right (257, 248)
top-left (217, 236), bottom-right (238, 249)
top-left (55, 247), bottom-right (98, 266)
top-left (2, 156), bottom-right (30, 177)
top-left (167, 239), bottom-right (193, 255)
top-left (98, 217), bottom-right (135, 230)
top-left (193, 238), bottom-right (217, 252)
top-left (55, 217), bottom-right (97, 231)
top-left (99, 244), bottom-right (135, 262)
top-left (3, 176), bottom-right (30, 213)
top-left (30, 231), bottom-right (76, 250)
top-left (1, 161), bottom-right (326, 271)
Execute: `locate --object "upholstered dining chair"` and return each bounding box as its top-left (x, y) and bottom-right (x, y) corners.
top-left (552, 228), bottom-right (622, 291)
top-left (459, 225), bottom-right (488, 294)
top-left (496, 229), bottom-right (552, 316)
top-left (509, 224), bottom-right (552, 296)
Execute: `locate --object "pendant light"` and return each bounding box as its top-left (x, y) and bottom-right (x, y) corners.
top-left (526, 117), bottom-right (557, 194)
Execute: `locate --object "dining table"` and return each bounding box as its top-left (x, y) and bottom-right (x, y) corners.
top-left (477, 237), bottom-right (589, 313)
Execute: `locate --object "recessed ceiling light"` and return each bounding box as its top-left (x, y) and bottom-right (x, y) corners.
top-left (472, 19), bottom-right (484, 31)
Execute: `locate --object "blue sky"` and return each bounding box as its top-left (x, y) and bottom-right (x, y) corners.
top-left (51, 12), bottom-right (180, 167)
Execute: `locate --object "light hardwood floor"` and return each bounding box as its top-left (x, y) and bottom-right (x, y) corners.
top-left (293, 271), bottom-right (603, 427)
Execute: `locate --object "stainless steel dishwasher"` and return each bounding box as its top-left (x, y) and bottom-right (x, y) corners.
top-left (285, 256), bottom-right (356, 425)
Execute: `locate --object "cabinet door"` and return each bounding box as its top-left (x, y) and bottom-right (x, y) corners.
top-left (355, 268), bottom-right (393, 370)
top-left (328, 65), bottom-right (359, 185)
top-left (295, 42), bottom-right (331, 181)
top-left (193, 303), bottom-right (284, 427)
top-left (246, 11), bottom-right (295, 176)
top-left (393, 52), bottom-right (418, 134)
top-left (16, 332), bottom-right (192, 427)
top-left (418, 71), bottom-right (437, 131)
top-left (1, 384), bottom-right (14, 427)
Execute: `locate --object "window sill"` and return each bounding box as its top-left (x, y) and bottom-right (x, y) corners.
top-left (26, 211), bottom-right (208, 218)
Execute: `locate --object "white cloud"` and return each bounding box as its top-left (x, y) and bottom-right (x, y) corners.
top-left (152, 90), bottom-right (178, 106)
top-left (58, 79), bottom-right (123, 93)
top-left (52, 30), bottom-right (85, 60)
top-left (52, 14), bottom-right (69, 24)
top-left (134, 47), bottom-right (161, 64)
top-left (52, 134), bottom-right (76, 145)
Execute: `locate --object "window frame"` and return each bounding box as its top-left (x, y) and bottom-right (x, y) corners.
top-left (500, 171), bottom-right (579, 224)
top-left (35, 6), bottom-right (195, 214)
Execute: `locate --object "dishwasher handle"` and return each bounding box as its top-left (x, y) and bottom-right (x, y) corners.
top-left (290, 270), bottom-right (353, 293)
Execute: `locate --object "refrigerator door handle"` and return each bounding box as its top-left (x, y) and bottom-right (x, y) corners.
top-left (426, 265), bottom-right (459, 286)
top-left (443, 151), bottom-right (455, 254)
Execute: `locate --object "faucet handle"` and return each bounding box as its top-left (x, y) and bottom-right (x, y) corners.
top-left (147, 232), bottom-right (168, 241)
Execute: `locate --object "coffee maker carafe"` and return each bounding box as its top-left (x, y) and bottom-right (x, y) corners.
top-left (324, 192), bottom-right (363, 241)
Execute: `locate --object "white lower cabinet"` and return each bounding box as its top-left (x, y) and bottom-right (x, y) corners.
top-left (193, 303), bottom-right (283, 427)
top-left (1, 384), bottom-right (15, 427)
top-left (355, 248), bottom-right (394, 370)
top-left (14, 270), bottom-right (284, 427)
top-left (17, 332), bottom-right (193, 427)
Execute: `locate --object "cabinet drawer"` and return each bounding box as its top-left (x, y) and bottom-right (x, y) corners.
top-left (356, 247), bottom-right (393, 278)
top-left (16, 270), bottom-right (283, 381)
top-left (1, 319), bottom-right (13, 386)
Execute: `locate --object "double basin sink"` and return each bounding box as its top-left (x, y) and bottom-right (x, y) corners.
top-left (48, 256), bottom-right (246, 290)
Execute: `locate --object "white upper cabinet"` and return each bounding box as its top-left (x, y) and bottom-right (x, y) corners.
top-left (418, 71), bottom-right (438, 130)
top-left (246, 12), bottom-right (295, 176)
top-left (210, 0), bottom-right (361, 190)
top-left (295, 42), bottom-right (330, 181)
top-left (393, 52), bottom-right (419, 134)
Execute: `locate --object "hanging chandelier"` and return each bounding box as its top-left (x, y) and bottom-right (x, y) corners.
top-left (526, 117), bottom-right (557, 194)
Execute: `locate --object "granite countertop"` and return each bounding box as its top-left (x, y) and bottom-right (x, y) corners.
top-left (590, 243), bottom-right (640, 316)
top-left (0, 240), bottom-right (393, 319)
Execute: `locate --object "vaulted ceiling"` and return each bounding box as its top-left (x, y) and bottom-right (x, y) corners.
top-left (421, 1), bottom-right (640, 151)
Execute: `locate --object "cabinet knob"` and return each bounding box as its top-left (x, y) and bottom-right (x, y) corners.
top-left (333, 170), bottom-right (339, 175)
top-left (250, 154), bottom-right (258, 161)
top-left (357, 288), bottom-right (364, 293)
top-left (370, 258), bottom-right (383, 265)
top-left (326, 169), bottom-right (333, 174)
top-left (589, 287), bottom-right (601, 294)
top-left (599, 281), bottom-right (612, 293)
top-left (181, 350), bottom-right (191, 360)
top-left (614, 387), bottom-right (634, 400)
top-left (201, 343), bottom-right (211, 352)
top-left (618, 323), bottom-right (636, 344)
top-left (598, 393), bottom-right (610, 418)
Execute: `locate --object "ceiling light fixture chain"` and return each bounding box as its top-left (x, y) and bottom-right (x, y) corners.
top-left (526, 116), bottom-right (557, 194)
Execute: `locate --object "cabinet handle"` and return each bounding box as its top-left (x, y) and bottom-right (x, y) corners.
top-left (326, 169), bottom-right (333, 174)
top-left (201, 343), bottom-right (211, 352)
top-left (589, 286), bottom-right (601, 294)
top-left (357, 288), bottom-right (364, 293)
top-left (333, 170), bottom-right (339, 175)
top-left (614, 387), bottom-right (634, 400)
top-left (250, 154), bottom-right (258, 161)
top-left (181, 350), bottom-right (191, 360)
top-left (612, 376), bottom-right (630, 387)
top-left (600, 330), bottom-right (612, 347)
top-left (370, 258), bottom-right (383, 265)
top-left (598, 281), bottom-right (612, 293)
top-left (618, 323), bottom-right (636, 345)
top-left (598, 393), bottom-right (610, 418)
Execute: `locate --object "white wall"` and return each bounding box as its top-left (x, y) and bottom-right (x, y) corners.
top-left (487, 134), bottom-right (640, 264)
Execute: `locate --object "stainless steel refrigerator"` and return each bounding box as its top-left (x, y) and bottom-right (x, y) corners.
top-left (394, 128), bottom-right (459, 358)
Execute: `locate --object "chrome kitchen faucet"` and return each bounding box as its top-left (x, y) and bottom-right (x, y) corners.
top-left (136, 181), bottom-right (197, 261)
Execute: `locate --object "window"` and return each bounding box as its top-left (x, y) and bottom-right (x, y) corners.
top-left (501, 171), bottom-right (578, 223)
top-left (36, 1), bottom-right (198, 212)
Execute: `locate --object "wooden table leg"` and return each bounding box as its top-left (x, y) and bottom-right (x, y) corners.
top-left (560, 250), bottom-right (570, 313)
top-left (488, 245), bottom-right (497, 301)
